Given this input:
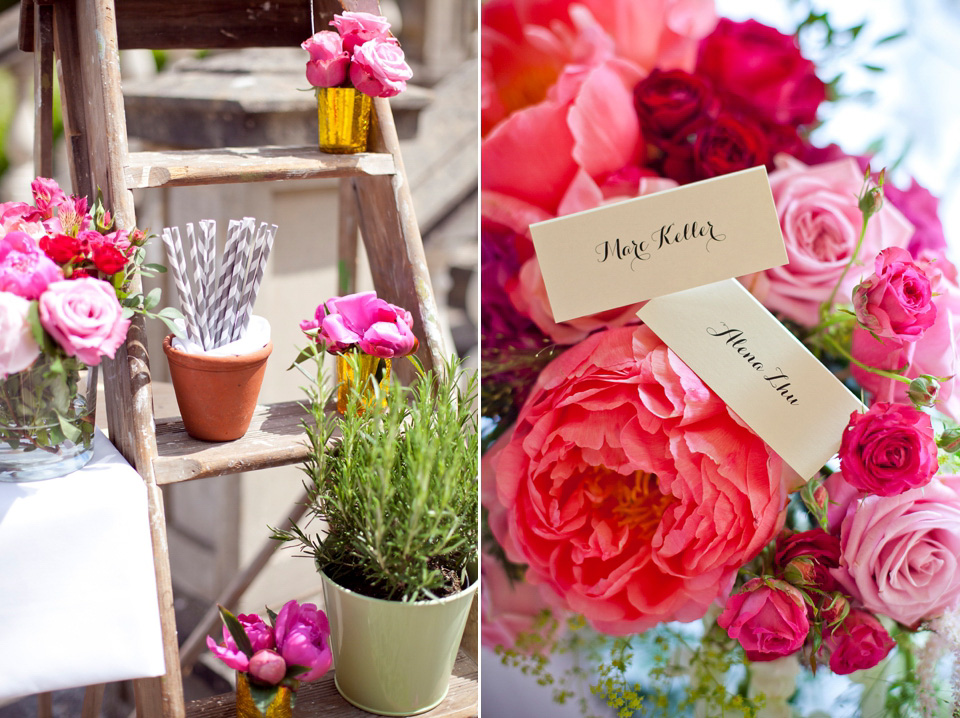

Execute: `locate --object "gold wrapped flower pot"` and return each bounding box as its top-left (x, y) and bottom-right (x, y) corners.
top-left (317, 87), bottom-right (372, 154)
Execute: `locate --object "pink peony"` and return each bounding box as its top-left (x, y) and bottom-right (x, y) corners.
top-left (838, 403), bottom-right (938, 497)
top-left (349, 38), bottom-right (412, 98)
top-left (831, 474), bottom-right (960, 627)
top-left (302, 31), bottom-right (350, 88)
top-left (853, 247), bottom-right (938, 341)
top-left (717, 577), bottom-right (810, 661)
top-left (0, 292), bottom-right (41, 379)
top-left (0, 231), bottom-right (64, 299)
top-left (743, 156), bottom-right (913, 327)
top-left (38, 277), bottom-right (130, 365)
top-left (303, 291), bottom-right (417, 358)
top-left (274, 600), bottom-right (332, 683)
top-left (823, 610), bottom-right (895, 675)
top-left (205, 612), bottom-right (274, 673)
top-left (494, 325), bottom-right (787, 634)
top-left (248, 650), bottom-right (287, 686)
top-left (330, 11), bottom-right (393, 53)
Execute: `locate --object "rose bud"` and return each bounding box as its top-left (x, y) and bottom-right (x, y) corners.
top-left (820, 593), bottom-right (851, 628)
top-left (908, 375), bottom-right (940, 409)
top-left (248, 649), bottom-right (287, 686)
top-left (940, 426), bottom-right (960, 454)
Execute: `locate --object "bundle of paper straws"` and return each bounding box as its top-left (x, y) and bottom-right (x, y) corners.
top-left (160, 217), bottom-right (278, 351)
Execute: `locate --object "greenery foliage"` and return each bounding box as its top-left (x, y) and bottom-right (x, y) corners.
top-left (275, 349), bottom-right (479, 603)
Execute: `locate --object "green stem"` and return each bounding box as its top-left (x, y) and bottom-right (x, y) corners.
top-left (822, 214), bottom-right (869, 323)
top-left (822, 334), bottom-right (911, 385)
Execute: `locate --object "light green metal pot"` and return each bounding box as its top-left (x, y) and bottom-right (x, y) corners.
top-left (320, 572), bottom-right (479, 716)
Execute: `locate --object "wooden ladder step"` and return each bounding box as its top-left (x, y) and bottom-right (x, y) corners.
top-left (124, 145), bottom-right (396, 189)
top-left (184, 653), bottom-right (478, 718)
top-left (153, 400), bottom-right (314, 484)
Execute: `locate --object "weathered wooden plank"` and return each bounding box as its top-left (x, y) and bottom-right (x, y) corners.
top-left (153, 401), bottom-right (314, 484)
top-left (184, 653), bottom-right (478, 718)
top-left (124, 146), bottom-right (396, 189)
top-left (31, 3), bottom-right (53, 178)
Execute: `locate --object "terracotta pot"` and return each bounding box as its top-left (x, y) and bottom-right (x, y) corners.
top-left (162, 335), bottom-right (272, 442)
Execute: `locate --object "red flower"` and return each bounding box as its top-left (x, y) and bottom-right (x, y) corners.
top-left (633, 69), bottom-right (717, 141)
top-left (775, 529), bottom-right (841, 593)
top-left (692, 113), bottom-right (768, 180)
top-left (823, 610), bottom-right (895, 675)
top-left (40, 233), bottom-right (84, 264)
top-left (91, 242), bottom-right (128, 275)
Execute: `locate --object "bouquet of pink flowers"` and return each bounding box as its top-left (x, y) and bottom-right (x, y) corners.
top-left (481, 1), bottom-right (960, 715)
top-left (301, 11), bottom-right (412, 98)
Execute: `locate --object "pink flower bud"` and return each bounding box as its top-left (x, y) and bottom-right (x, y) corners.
top-left (907, 375), bottom-right (940, 409)
top-left (248, 649), bottom-right (287, 686)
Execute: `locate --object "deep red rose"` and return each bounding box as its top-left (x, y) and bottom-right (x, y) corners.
top-left (696, 18), bottom-right (826, 128)
top-left (823, 610), bottom-right (895, 675)
top-left (91, 242), bottom-right (128, 275)
top-left (692, 113), bottom-right (768, 180)
top-left (40, 233), bottom-right (84, 264)
top-left (633, 69), bottom-right (717, 141)
top-left (775, 529), bottom-right (841, 592)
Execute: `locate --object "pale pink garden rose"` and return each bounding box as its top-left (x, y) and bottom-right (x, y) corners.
top-left (38, 277), bottom-right (130, 365)
top-left (0, 231), bottom-right (63, 299)
top-left (494, 325), bottom-right (787, 634)
top-left (0, 292), bottom-right (41, 379)
top-left (742, 156), bottom-right (913, 327)
top-left (330, 11), bottom-right (393, 53)
top-left (717, 578), bottom-right (809, 661)
top-left (0, 201), bottom-right (44, 237)
top-left (349, 38), bottom-right (412, 98)
top-left (830, 473), bottom-right (960, 627)
top-left (302, 31), bottom-right (350, 88)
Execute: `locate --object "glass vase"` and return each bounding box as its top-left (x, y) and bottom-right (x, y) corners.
top-left (235, 672), bottom-right (295, 718)
top-left (0, 354), bottom-right (97, 482)
top-left (336, 352), bottom-right (391, 415)
top-left (317, 86), bottom-right (372, 154)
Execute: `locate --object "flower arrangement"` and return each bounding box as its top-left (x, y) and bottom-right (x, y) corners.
top-left (0, 178), bottom-right (176, 471)
top-left (301, 11), bottom-right (412, 98)
top-left (207, 601), bottom-right (332, 716)
top-left (482, 1), bottom-right (960, 715)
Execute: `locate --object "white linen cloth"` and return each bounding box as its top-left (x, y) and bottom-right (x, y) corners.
top-left (0, 429), bottom-right (165, 702)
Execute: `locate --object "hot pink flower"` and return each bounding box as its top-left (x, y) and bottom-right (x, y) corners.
top-left (205, 635), bottom-right (250, 672)
top-left (38, 277), bottom-right (130, 365)
top-left (0, 292), bottom-right (41, 379)
top-left (0, 231), bottom-right (64, 299)
top-left (330, 11), bottom-right (393, 53)
top-left (30, 177), bottom-right (67, 218)
top-left (838, 403), bottom-right (938, 497)
top-left (274, 600), bottom-right (332, 683)
top-left (248, 650), bottom-right (287, 686)
top-left (717, 578), bottom-right (809, 662)
top-left (775, 528), bottom-right (841, 593)
top-left (0, 201), bottom-right (43, 235)
top-left (303, 291), bottom-right (417, 358)
top-left (494, 325), bottom-right (787, 634)
top-left (743, 156), bottom-right (913, 327)
top-left (831, 474), bottom-right (960, 627)
top-left (853, 247), bottom-right (938, 341)
top-left (823, 610), bottom-right (895, 675)
top-left (205, 612), bottom-right (274, 673)
top-left (302, 31), bottom-right (350, 88)
top-left (349, 38), bottom-right (412, 98)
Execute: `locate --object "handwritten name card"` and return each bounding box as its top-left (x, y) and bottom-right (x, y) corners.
top-left (530, 166), bottom-right (787, 322)
top-left (637, 279), bottom-right (865, 480)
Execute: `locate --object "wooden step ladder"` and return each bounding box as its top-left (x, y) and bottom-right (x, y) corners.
top-left (18, 1), bottom-right (467, 716)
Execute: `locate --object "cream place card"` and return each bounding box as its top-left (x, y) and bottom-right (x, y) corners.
top-left (530, 166), bottom-right (787, 322)
top-left (637, 279), bottom-right (864, 480)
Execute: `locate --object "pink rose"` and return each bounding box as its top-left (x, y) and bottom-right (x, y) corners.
top-left (0, 201), bottom-right (43, 235)
top-left (349, 38), bottom-right (412, 98)
top-left (718, 578), bottom-right (809, 661)
top-left (744, 156), bottom-right (913, 327)
top-left (853, 247), bottom-right (938, 341)
top-left (248, 650), bottom-right (287, 686)
top-left (302, 31), bottom-right (350, 88)
top-left (38, 277), bottom-right (130, 365)
top-left (838, 403), bottom-right (938, 496)
top-left (0, 292), bottom-right (41, 379)
top-left (274, 600), bottom-right (332, 683)
top-left (330, 11), bottom-right (393, 53)
top-left (774, 529), bottom-right (841, 593)
top-left (495, 325), bottom-right (786, 634)
top-left (823, 610), bottom-right (895, 675)
top-left (831, 474), bottom-right (960, 626)
top-left (0, 231), bottom-right (64, 299)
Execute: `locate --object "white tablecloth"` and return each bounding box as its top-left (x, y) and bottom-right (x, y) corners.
top-left (0, 429), bottom-right (166, 703)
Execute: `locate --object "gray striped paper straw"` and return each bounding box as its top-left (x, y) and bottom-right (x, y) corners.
top-left (210, 219), bottom-right (242, 348)
top-left (233, 222), bottom-right (277, 341)
top-left (161, 227), bottom-right (201, 345)
top-left (186, 223), bottom-right (212, 351)
top-left (222, 217), bottom-right (255, 345)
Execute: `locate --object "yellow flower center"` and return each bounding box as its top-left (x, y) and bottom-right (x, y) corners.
top-left (586, 468), bottom-right (675, 539)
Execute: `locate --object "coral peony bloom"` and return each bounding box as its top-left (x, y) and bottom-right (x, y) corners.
top-left (853, 247), bottom-right (938, 342)
top-left (302, 31), bottom-right (350, 88)
top-left (717, 577), bottom-right (809, 661)
top-left (0, 292), bottom-right (41, 379)
top-left (274, 600), bottom-right (332, 683)
top-left (494, 325), bottom-right (787, 634)
top-left (330, 11), bottom-right (393, 53)
top-left (831, 474), bottom-right (960, 627)
top-left (0, 231), bottom-right (64, 299)
top-left (248, 649), bottom-right (287, 686)
top-left (823, 610), bottom-right (895, 675)
top-left (349, 38), bottom-right (412, 98)
top-left (38, 277), bottom-right (130, 365)
top-left (838, 403), bottom-right (938, 496)
top-left (743, 156), bottom-right (913, 327)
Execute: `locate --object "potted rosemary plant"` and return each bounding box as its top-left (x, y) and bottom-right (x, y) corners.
top-left (274, 348), bottom-right (478, 716)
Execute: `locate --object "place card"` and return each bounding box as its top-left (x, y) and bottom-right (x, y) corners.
top-left (530, 166), bottom-right (788, 323)
top-left (637, 279), bottom-right (864, 480)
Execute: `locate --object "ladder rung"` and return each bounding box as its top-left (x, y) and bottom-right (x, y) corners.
top-left (153, 400), bottom-right (312, 484)
top-left (125, 145), bottom-right (396, 189)
top-left (183, 653), bottom-right (478, 718)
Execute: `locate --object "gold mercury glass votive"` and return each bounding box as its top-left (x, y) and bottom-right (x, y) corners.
top-left (336, 352), bottom-right (391, 415)
top-left (316, 87), bottom-right (372, 154)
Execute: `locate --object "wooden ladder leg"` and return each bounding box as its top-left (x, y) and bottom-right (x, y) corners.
top-left (31, 0), bottom-right (53, 178)
top-left (81, 684), bottom-right (105, 718)
top-left (353, 98), bottom-right (447, 372)
top-left (37, 692), bottom-right (53, 718)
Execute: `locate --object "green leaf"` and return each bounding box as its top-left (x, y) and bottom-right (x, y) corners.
top-left (26, 301), bottom-right (46, 347)
top-left (57, 410), bottom-right (81, 443)
top-left (142, 263), bottom-right (168, 274)
top-left (121, 307), bottom-right (135, 319)
top-left (876, 30), bottom-right (906, 45)
top-left (288, 345), bottom-right (318, 370)
top-left (286, 664), bottom-right (312, 678)
top-left (156, 314), bottom-right (185, 338)
top-left (248, 683), bottom-right (282, 715)
top-left (265, 606), bottom-right (278, 626)
top-left (143, 287), bottom-right (162, 311)
top-left (218, 605), bottom-right (255, 658)
top-left (863, 64), bottom-right (884, 73)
